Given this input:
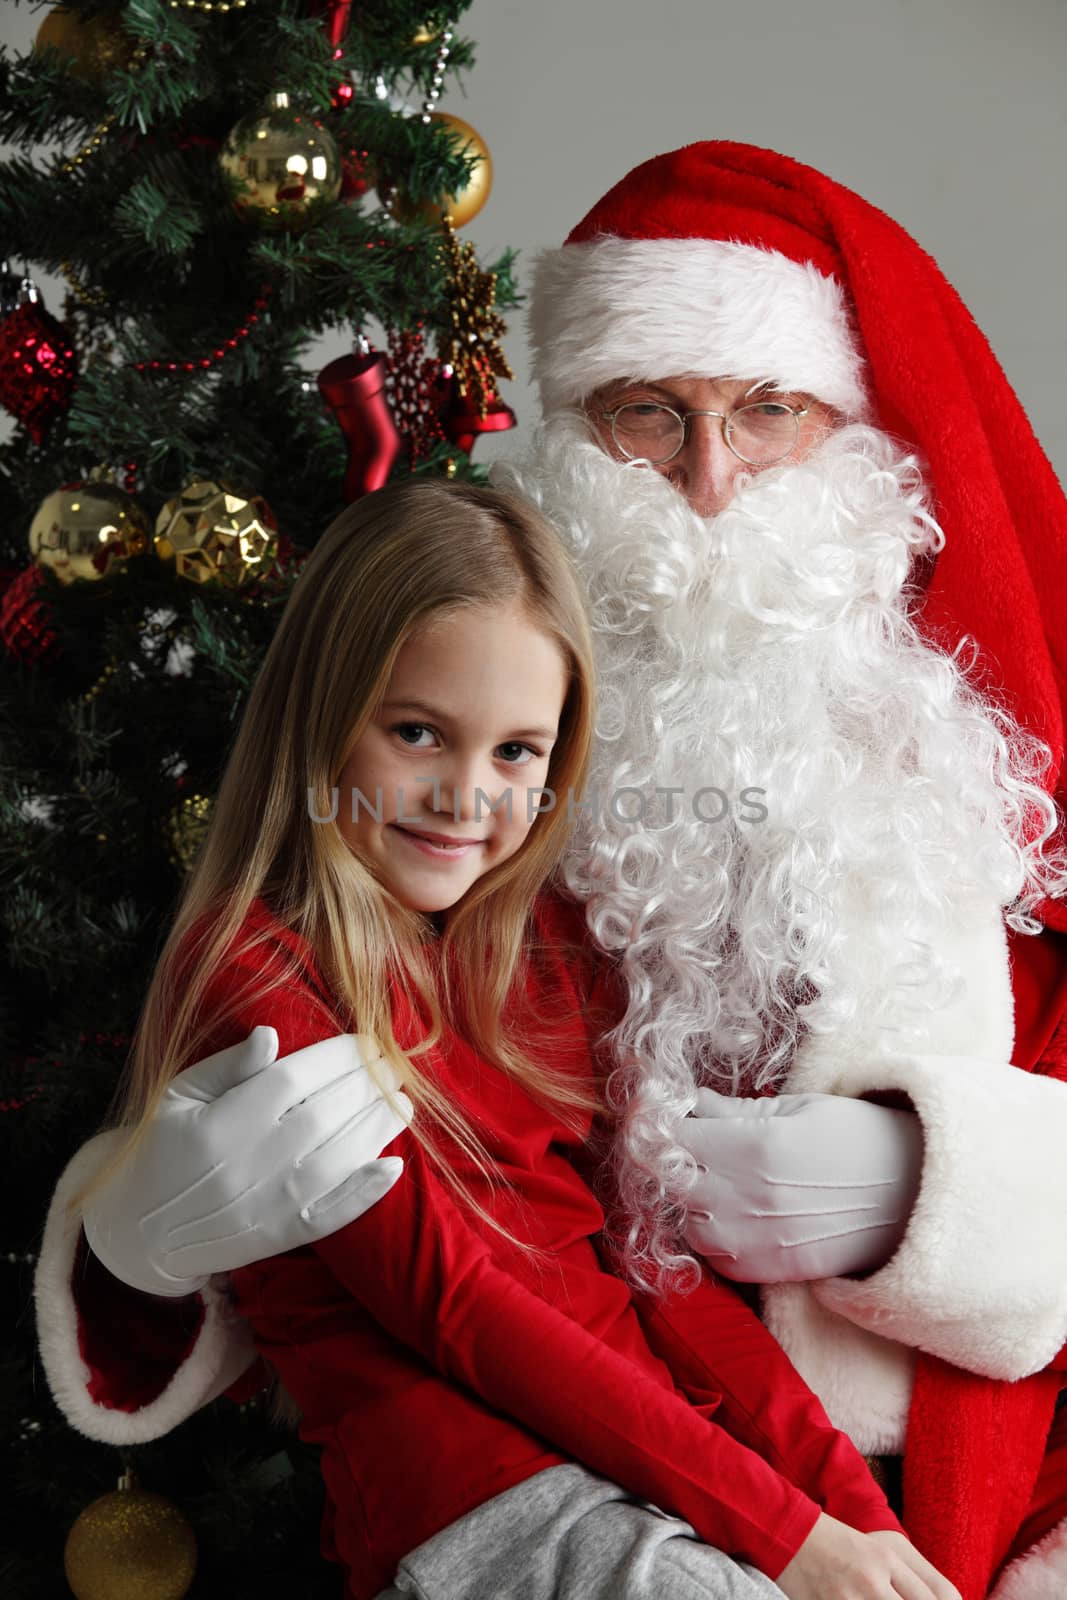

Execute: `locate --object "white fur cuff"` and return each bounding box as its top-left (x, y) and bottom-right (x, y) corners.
top-left (811, 1054), bottom-right (1067, 1380)
top-left (34, 1130), bottom-right (258, 1444)
top-left (528, 237), bottom-right (869, 417)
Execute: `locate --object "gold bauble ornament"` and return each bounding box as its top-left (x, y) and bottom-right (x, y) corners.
top-left (165, 792), bottom-right (213, 874)
top-left (219, 91), bottom-right (342, 227)
top-left (411, 22), bottom-right (437, 44)
top-left (63, 1473), bottom-right (196, 1600)
top-left (388, 112), bottom-right (492, 229)
top-left (35, 7), bottom-right (134, 80)
top-left (30, 482), bottom-right (149, 586)
top-left (154, 479), bottom-right (278, 588)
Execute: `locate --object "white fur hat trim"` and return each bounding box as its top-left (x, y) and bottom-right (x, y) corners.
top-left (529, 236), bottom-right (869, 417)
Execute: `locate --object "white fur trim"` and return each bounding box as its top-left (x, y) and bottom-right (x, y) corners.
top-left (529, 237), bottom-right (869, 416)
top-left (809, 1046), bottom-right (1067, 1379)
top-left (35, 1131), bottom-right (258, 1444)
top-left (990, 1516), bottom-right (1067, 1599)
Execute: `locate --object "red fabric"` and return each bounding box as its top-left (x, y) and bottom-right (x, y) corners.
top-left (73, 1229), bottom-right (208, 1413)
top-left (566, 142), bottom-right (1067, 838)
top-left (901, 921), bottom-right (1067, 1599)
top-left (72, 1222), bottom-right (271, 1409)
top-left (190, 891), bottom-right (897, 1599)
top-left (631, 1272), bottom-right (904, 1538)
top-left (903, 1362), bottom-right (1063, 1599)
top-left (1010, 926), bottom-right (1067, 1090)
top-left (1003, 1403), bottom-right (1067, 1569)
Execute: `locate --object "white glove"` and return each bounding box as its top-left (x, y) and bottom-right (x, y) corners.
top-left (676, 1088), bottom-right (924, 1284)
top-left (84, 1027), bottom-right (413, 1298)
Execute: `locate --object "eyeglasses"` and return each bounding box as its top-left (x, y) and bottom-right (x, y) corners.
top-left (598, 399), bottom-right (810, 468)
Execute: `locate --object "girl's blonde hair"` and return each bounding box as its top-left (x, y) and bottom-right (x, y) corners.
top-left (86, 479), bottom-right (597, 1224)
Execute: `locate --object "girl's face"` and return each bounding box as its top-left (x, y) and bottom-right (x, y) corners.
top-left (336, 599), bottom-right (569, 914)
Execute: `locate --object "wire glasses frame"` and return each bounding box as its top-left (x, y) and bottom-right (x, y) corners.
top-left (599, 400), bottom-right (811, 468)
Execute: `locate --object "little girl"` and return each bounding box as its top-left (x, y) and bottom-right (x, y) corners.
top-left (42, 481), bottom-right (957, 1600)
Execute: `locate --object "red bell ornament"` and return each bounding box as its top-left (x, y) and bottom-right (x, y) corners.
top-left (317, 350), bottom-right (401, 502)
top-left (439, 381), bottom-right (517, 458)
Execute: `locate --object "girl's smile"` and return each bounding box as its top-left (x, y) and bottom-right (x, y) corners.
top-left (390, 824), bottom-right (485, 860)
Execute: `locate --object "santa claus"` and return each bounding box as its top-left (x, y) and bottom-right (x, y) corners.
top-left (36, 143), bottom-right (1067, 1600)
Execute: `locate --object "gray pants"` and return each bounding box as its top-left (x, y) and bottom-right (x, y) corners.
top-left (374, 1463), bottom-right (785, 1599)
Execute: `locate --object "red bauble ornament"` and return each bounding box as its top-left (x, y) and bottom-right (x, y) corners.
top-left (0, 297), bottom-right (78, 442)
top-left (439, 379), bottom-right (518, 457)
top-left (318, 350), bottom-right (400, 502)
top-left (0, 564), bottom-right (60, 665)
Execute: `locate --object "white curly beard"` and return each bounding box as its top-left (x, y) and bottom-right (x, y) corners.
top-left (492, 413), bottom-right (1063, 1286)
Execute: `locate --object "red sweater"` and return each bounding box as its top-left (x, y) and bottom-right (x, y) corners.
top-left (185, 889), bottom-right (899, 1598)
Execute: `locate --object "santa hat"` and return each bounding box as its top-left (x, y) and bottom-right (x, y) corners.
top-left (529, 142), bottom-right (1067, 914)
top-left (532, 191), bottom-right (868, 419)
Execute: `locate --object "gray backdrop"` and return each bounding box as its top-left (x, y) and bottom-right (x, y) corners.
top-left (2, 0), bottom-right (1064, 478)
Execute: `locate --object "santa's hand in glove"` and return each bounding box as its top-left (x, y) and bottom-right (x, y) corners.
top-left (676, 1088), bottom-right (924, 1284)
top-left (85, 1026), bottom-right (413, 1298)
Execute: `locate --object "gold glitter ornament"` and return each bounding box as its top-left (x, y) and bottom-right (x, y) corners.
top-left (63, 1472), bottom-right (196, 1600)
top-left (165, 792), bottom-right (213, 874)
top-left (388, 112), bottom-right (492, 230)
top-left (219, 91), bottom-right (342, 227)
top-left (29, 482), bottom-right (149, 585)
top-left (154, 480), bottom-right (278, 588)
top-left (35, 7), bottom-right (134, 80)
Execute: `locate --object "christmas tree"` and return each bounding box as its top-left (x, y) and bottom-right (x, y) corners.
top-left (0, 3), bottom-right (517, 1594)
